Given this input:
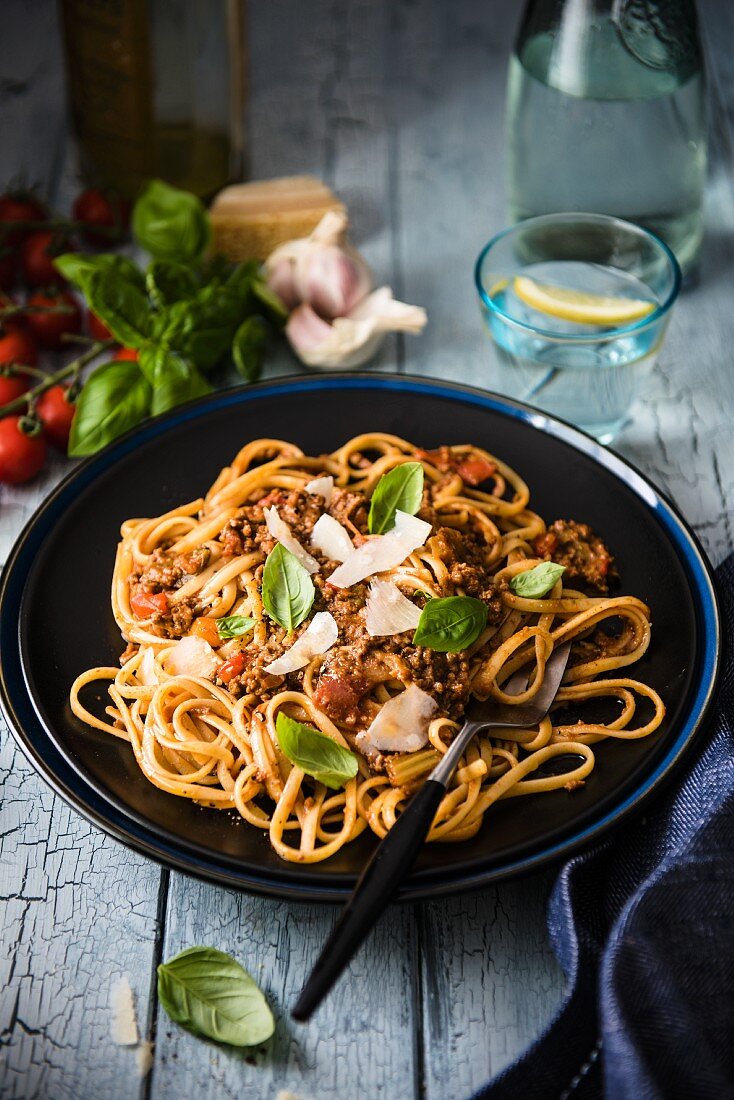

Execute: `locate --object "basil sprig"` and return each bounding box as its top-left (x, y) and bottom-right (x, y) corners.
top-left (509, 562), bottom-right (566, 599)
top-left (368, 462), bottom-right (424, 534)
top-left (132, 179), bottom-right (210, 263)
top-left (413, 596), bottom-right (488, 652)
top-left (55, 181), bottom-right (288, 457)
top-left (217, 615), bottom-right (256, 640)
top-left (276, 712), bottom-right (359, 790)
top-left (68, 360), bottom-right (151, 456)
top-left (157, 946), bottom-right (274, 1047)
top-left (261, 544), bottom-right (315, 632)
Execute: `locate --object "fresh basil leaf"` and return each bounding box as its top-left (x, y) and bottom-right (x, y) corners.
top-left (217, 614), bottom-right (256, 639)
top-left (261, 544), bottom-right (314, 632)
top-left (157, 946), bottom-right (274, 1047)
top-left (276, 712), bottom-right (358, 790)
top-left (159, 292), bottom-right (242, 371)
top-left (232, 315), bottom-right (268, 382)
top-left (133, 179), bottom-right (211, 263)
top-left (509, 562), bottom-right (566, 599)
top-left (137, 345), bottom-right (211, 416)
top-left (413, 596), bottom-right (488, 652)
top-left (86, 267), bottom-right (152, 348)
top-left (68, 359), bottom-right (151, 456)
top-left (368, 461), bottom-right (424, 534)
top-left (225, 259), bottom-right (260, 295)
top-left (146, 259), bottom-right (198, 307)
top-left (54, 252), bottom-right (145, 297)
top-left (251, 278), bottom-right (288, 326)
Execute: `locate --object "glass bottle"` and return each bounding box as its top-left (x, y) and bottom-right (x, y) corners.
top-left (506, 0), bottom-right (707, 275)
top-left (61, 0), bottom-right (247, 199)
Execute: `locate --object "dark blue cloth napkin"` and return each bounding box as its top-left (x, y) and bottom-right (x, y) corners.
top-left (475, 553), bottom-right (734, 1100)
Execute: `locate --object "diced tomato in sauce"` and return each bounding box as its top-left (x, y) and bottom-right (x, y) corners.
top-left (455, 455), bottom-right (497, 487)
top-left (191, 616), bottom-right (220, 647)
top-left (313, 670), bottom-right (368, 721)
top-left (130, 591), bottom-right (169, 618)
top-left (216, 653), bottom-right (247, 683)
top-left (534, 531), bottom-right (558, 557)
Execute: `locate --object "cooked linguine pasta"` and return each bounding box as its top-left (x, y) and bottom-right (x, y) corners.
top-left (70, 433), bottom-right (665, 863)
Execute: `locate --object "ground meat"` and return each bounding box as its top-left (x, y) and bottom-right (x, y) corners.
top-left (135, 546), bottom-right (210, 592)
top-left (328, 487), bottom-right (369, 534)
top-left (429, 525), bottom-right (505, 616)
top-left (534, 519), bottom-right (615, 594)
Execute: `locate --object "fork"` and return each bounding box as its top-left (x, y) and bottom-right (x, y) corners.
top-left (292, 639), bottom-right (572, 1021)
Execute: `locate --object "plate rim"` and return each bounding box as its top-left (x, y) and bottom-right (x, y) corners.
top-left (0, 372), bottom-right (722, 901)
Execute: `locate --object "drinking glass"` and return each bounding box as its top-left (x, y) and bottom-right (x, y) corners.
top-left (474, 212), bottom-right (681, 443)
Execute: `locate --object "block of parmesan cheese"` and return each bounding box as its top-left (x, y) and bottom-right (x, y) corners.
top-left (209, 176), bottom-right (346, 261)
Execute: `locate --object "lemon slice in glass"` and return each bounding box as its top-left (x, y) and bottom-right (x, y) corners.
top-left (513, 275), bottom-right (656, 326)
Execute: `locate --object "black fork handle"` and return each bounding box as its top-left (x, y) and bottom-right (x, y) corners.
top-left (291, 778), bottom-right (446, 1022)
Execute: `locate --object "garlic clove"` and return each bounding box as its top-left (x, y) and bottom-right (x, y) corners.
top-left (264, 210), bottom-right (373, 320)
top-left (286, 288), bottom-right (427, 370)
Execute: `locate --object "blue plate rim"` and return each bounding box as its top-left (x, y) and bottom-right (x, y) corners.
top-left (0, 372), bottom-right (721, 901)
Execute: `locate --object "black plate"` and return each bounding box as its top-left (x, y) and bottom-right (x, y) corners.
top-left (0, 375), bottom-right (720, 901)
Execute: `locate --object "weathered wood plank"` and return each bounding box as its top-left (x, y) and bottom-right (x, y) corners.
top-left (150, 876), bottom-right (415, 1099)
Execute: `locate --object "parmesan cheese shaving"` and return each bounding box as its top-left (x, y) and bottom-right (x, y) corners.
top-left (162, 636), bottom-right (219, 679)
top-left (264, 612), bottom-right (338, 674)
top-left (311, 513), bottom-right (353, 562)
top-left (327, 510), bottom-right (431, 588)
top-left (264, 506), bottom-right (320, 574)
top-left (365, 578), bottom-right (422, 636)
top-left (137, 647), bottom-right (158, 686)
top-left (305, 474), bottom-right (334, 506)
top-left (110, 976), bottom-right (139, 1047)
top-left (358, 684), bottom-right (437, 753)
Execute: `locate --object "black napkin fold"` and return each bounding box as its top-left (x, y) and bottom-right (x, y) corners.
top-left (475, 554), bottom-right (734, 1100)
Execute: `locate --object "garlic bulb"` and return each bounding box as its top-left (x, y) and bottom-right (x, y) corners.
top-left (286, 287), bottom-right (428, 370)
top-left (264, 210), bottom-right (372, 320)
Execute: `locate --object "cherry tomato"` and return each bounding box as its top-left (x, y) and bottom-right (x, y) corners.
top-left (130, 591), bottom-right (169, 618)
top-left (216, 653), bottom-right (246, 683)
top-left (36, 384), bottom-right (76, 451)
top-left (113, 346), bottom-right (138, 361)
top-left (25, 289), bottom-right (82, 349)
top-left (87, 310), bottom-right (113, 342)
top-left (21, 230), bottom-right (72, 287)
top-left (0, 372), bottom-right (30, 405)
top-left (73, 189), bottom-right (131, 245)
top-left (0, 326), bottom-right (38, 369)
top-left (0, 415), bottom-right (46, 484)
top-left (0, 250), bottom-right (15, 291)
top-left (0, 193), bottom-right (47, 246)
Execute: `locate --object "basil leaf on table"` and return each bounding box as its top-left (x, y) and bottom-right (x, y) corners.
top-left (368, 461), bottom-right (424, 534)
top-left (251, 278), bottom-right (289, 326)
top-left (276, 712), bottom-right (359, 790)
top-left (54, 252), bottom-right (145, 298)
top-left (68, 359), bottom-right (151, 456)
top-left (158, 292), bottom-right (243, 371)
top-left (217, 614), bottom-right (256, 639)
top-left (261, 544), bottom-right (314, 632)
top-left (233, 315), bottom-right (269, 382)
top-left (413, 595), bottom-right (488, 652)
top-left (138, 345), bottom-right (211, 416)
top-left (509, 562), bottom-right (566, 599)
top-left (133, 179), bottom-right (211, 263)
top-left (86, 267), bottom-right (152, 348)
top-left (146, 259), bottom-right (198, 308)
top-left (157, 946), bottom-right (274, 1047)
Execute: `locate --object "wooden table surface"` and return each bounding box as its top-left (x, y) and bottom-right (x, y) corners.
top-left (1, 2), bottom-right (733, 1098)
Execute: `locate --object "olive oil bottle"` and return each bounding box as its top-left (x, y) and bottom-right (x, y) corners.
top-left (61, 0), bottom-right (247, 199)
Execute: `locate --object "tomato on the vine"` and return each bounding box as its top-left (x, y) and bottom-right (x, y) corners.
top-left (21, 230), bottom-right (72, 287)
top-left (113, 346), bottom-right (138, 361)
top-left (0, 415), bottom-right (46, 484)
top-left (0, 326), bottom-right (38, 369)
top-left (73, 189), bottom-right (131, 245)
top-left (25, 289), bottom-right (82, 349)
top-left (0, 372), bottom-right (30, 405)
top-left (36, 384), bottom-right (76, 451)
top-left (87, 309), bottom-right (114, 342)
top-left (0, 193), bottom-right (47, 246)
